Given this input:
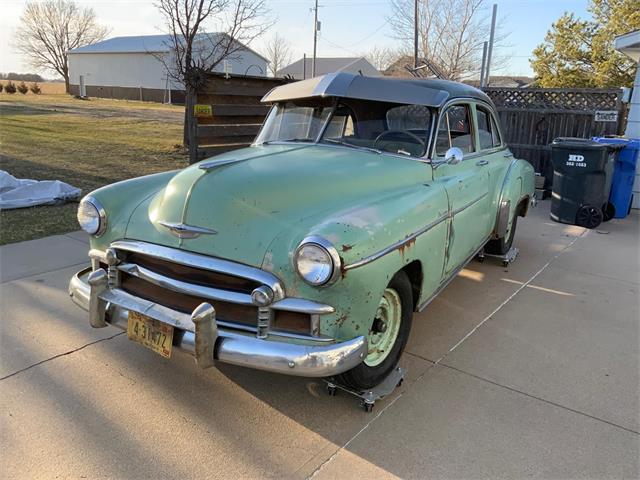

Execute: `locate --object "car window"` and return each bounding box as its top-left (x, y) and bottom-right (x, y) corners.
top-left (476, 106), bottom-right (502, 150)
top-left (319, 100), bottom-right (432, 157)
top-left (490, 112), bottom-right (502, 147)
top-left (386, 105), bottom-right (431, 132)
top-left (435, 104), bottom-right (475, 156)
top-left (256, 102), bottom-right (332, 143)
top-left (324, 109), bottom-right (355, 139)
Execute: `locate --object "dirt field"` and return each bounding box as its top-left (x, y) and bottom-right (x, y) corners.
top-left (0, 80), bottom-right (66, 95)
top-left (0, 94), bottom-right (187, 245)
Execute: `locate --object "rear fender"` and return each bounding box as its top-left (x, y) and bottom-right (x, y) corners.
top-left (493, 158), bottom-right (534, 238)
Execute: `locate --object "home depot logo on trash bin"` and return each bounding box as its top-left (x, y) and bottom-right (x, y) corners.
top-left (567, 154), bottom-right (587, 167)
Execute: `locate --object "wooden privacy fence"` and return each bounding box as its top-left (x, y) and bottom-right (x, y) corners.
top-left (191, 78), bottom-right (627, 181)
top-left (191, 73), bottom-right (288, 162)
top-left (483, 87), bottom-right (626, 184)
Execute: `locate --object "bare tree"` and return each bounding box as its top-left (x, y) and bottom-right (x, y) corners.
top-left (388, 0), bottom-right (508, 81)
top-left (15, 0), bottom-right (108, 93)
top-left (156, 0), bottom-right (271, 157)
top-left (262, 33), bottom-right (292, 77)
top-left (363, 45), bottom-right (399, 71)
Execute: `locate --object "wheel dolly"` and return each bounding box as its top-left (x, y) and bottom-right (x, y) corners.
top-left (476, 246), bottom-right (519, 267)
top-left (324, 367), bottom-right (405, 412)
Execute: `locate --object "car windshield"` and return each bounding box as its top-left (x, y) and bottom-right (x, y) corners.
top-left (255, 99), bottom-right (333, 144)
top-left (256, 98), bottom-right (434, 158)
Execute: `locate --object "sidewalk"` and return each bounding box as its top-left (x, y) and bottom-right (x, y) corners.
top-left (1, 203), bottom-right (638, 479)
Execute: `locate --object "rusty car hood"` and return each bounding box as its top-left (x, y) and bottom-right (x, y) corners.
top-left (124, 144), bottom-right (431, 267)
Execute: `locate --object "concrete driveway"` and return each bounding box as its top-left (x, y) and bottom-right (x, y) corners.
top-left (1, 202), bottom-right (638, 479)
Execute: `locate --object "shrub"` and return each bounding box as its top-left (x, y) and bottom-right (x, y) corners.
top-left (17, 81), bottom-right (29, 94)
top-left (4, 81), bottom-right (16, 94)
top-left (29, 82), bottom-right (41, 94)
top-left (0, 83), bottom-right (3, 93)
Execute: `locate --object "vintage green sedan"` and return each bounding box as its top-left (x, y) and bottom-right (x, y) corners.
top-left (69, 73), bottom-right (535, 390)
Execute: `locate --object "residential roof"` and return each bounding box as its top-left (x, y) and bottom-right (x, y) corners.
top-left (277, 57), bottom-right (379, 77)
top-left (382, 55), bottom-right (415, 78)
top-left (69, 34), bottom-right (175, 54)
top-left (261, 72), bottom-right (491, 107)
top-left (614, 29), bottom-right (640, 62)
top-left (68, 33), bottom-right (269, 62)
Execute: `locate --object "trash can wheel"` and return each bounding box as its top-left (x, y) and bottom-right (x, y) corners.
top-left (602, 202), bottom-right (615, 222)
top-left (576, 205), bottom-right (603, 229)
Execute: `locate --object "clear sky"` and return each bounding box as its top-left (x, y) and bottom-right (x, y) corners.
top-left (0, 0), bottom-right (590, 78)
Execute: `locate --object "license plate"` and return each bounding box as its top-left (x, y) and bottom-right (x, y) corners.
top-left (127, 311), bottom-right (173, 358)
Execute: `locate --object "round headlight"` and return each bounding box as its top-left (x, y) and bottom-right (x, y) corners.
top-left (294, 237), bottom-right (341, 286)
top-left (77, 196), bottom-right (106, 236)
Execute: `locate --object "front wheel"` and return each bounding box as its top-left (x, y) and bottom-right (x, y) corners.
top-left (336, 271), bottom-right (413, 391)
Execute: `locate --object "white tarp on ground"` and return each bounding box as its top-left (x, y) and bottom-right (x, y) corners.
top-left (0, 171), bottom-right (82, 210)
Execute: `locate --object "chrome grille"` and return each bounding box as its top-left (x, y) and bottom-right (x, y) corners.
top-left (100, 241), bottom-right (315, 338)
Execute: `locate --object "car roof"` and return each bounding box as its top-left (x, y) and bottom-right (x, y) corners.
top-left (261, 72), bottom-right (492, 108)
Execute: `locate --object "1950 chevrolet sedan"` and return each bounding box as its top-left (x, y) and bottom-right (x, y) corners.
top-left (69, 73), bottom-right (535, 390)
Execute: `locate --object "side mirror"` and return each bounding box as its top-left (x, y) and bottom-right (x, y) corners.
top-left (445, 147), bottom-right (464, 165)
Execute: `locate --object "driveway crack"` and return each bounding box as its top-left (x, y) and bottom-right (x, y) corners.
top-left (304, 360), bottom-right (439, 479)
top-left (0, 332), bottom-right (124, 381)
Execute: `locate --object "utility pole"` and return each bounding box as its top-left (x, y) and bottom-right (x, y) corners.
top-left (312, 0), bottom-right (319, 77)
top-left (479, 41), bottom-right (488, 88)
top-left (484, 3), bottom-right (497, 87)
top-left (413, 0), bottom-right (419, 68)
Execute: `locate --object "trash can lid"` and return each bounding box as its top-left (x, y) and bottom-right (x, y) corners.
top-left (592, 137), bottom-right (640, 158)
top-left (552, 137), bottom-right (609, 149)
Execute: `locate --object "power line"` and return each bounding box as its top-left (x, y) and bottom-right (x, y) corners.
top-left (341, 20), bottom-right (390, 48)
top-left (318, 34), bottom-right (359, 56)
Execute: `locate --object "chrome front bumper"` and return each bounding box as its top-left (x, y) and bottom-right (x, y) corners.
top-left (69, 267), bottom-right (367, 377)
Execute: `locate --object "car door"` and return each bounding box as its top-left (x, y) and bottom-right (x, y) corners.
top-left (432, 103), bottom-right (491, 275)
top-left (474, 103), bottom-right (512, 219)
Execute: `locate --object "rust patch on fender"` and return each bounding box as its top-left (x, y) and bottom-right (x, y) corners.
top-left (335, 313), bottom-right (349, 327)
top-left (396, 235), bottom-right (416, 256)
top-left (341, 244), bottom-right (354, 252)
top-left (339, 255), bottom-right (348, 278)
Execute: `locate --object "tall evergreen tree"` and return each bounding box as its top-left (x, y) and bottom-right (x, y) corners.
top-left (531, 0), bottom-right (639, 88)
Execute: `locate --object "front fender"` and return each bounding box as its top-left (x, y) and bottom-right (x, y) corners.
top-left (86, 171), bottom-right (178, 251)
top-left (261, 183), bottom-right (449, 341)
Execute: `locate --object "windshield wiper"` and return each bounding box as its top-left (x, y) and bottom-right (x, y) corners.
top-left (262, 138), bottom-right (315, 145)
top-left (322, 138), bottom-right (381, 154)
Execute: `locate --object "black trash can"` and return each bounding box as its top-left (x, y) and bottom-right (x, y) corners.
top-left (549, 137), bottom-right (618, 229)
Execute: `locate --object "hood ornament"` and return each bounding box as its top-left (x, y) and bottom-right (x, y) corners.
top-left (158, 221), bottom-right (217, 239)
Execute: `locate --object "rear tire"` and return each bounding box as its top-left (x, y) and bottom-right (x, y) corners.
top-left (336, 271), bottom-right (413, 391)
top-left (485, 213), bottom-right (518, 255)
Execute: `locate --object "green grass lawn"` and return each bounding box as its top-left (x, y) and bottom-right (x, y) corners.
top-left (0, 94), bottom-right (188, 245)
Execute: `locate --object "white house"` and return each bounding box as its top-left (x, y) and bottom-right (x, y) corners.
top-left (277, 57), bottom-right (380, 80)
top-left (68, 34), bottom-right (269, 103)
top-left (614, 29), bottom-right (640, 209)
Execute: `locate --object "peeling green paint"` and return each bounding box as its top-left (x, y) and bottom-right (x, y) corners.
top-left (86, 138), bottom-right (534, 344)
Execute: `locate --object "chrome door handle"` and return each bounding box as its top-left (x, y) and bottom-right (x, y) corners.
top-left (476, 160), bottom-right (489, 166)
top-left (504, 152), bottom-right (514, 158)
